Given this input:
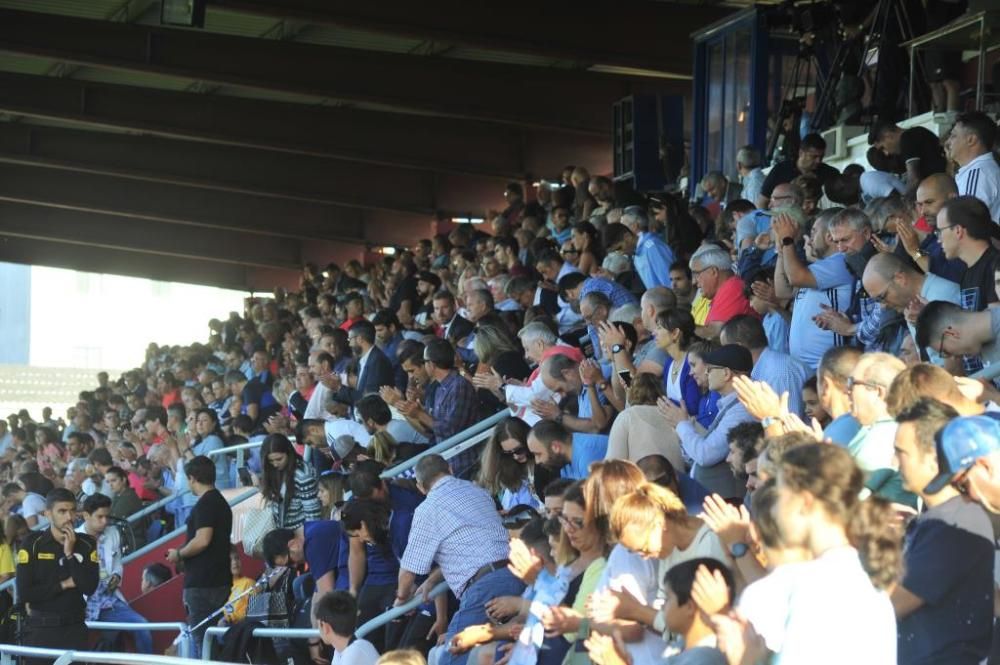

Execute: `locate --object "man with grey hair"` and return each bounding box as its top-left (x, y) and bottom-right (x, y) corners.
top-left (736, 144), bottom-right (765, 205)
top-left (701, 170), bottom-right (736, 208)
top-left (690, 244), bottom-right (753, 339)
top-left (620, 205), bottom-right (675, 289)
top-left (507, 322), bottom-right (583, 425)
top-left (606, 286), bottom-right (675, 377)
top-left (397, 453), bottom-right (523, 665)
top-left (488, 274), bottom-right (520, 312)
top-left (774, 207), bottom-right (857, 370)
top-left (768, 182), bottom-right (805, 210)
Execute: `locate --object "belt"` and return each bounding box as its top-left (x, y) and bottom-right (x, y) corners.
top-left (463, 559), bottom-right (509, 595)
top-left (27, 610), bottom-right (85, 627)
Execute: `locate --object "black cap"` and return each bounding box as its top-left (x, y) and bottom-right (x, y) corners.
top-left (701, 344), bottom-right (753, 374)
top-left (417, 270), bottom-right (442, 290)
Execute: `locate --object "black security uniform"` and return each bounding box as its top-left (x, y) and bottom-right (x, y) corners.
top-left (15, 529), bottom-right (99, 663)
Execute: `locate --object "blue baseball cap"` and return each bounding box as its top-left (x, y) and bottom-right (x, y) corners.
top-left (924, 415), bottom-right (1000, 494)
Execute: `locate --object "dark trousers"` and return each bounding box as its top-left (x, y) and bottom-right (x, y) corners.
top-left (357, 582), bottom-right (397, 653)
top-left (23, 619), bottom-right (87, 665)
top-left (183, 585), bottom-right (230, 658)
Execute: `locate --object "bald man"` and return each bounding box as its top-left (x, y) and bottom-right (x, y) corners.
top-left (862, 253), bottom-right (960, 323)
top-left (893, 173), bottom-right (964, 283)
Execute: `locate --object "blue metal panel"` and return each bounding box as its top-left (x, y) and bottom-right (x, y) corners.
top-left (0, 262), bottom-right (30, 364)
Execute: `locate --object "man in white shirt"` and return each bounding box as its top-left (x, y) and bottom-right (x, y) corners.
top-left (736, 145), bottom-right (765, 206)
top-left (945, 111), bottom-right (1000, 221)
top-left (314, 591), bottom-right (379, 665)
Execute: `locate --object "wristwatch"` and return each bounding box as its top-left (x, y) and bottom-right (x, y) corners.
top-left (730, 542), bottom-right (750, 559)
top-left (761, 415), bottom-right (779, 429)
top-left (912, 250), bottom-right (925, 261)
top-left (781, 236), bottom-right (795, 247)
top-left (611, 344), bottom-right (624, 355)
top-left (597, 382), bottom-right (609, 391)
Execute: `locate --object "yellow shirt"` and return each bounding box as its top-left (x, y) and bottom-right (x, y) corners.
top-left (224, 576), bottom-right (255, 623)
top-left (691, 293), bottom-right (711, 326)
top-left (0, 543), bottom-right (13, 577)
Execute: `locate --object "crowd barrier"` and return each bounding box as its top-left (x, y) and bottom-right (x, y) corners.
top-left (0, 645), bottom-right (225, 665)
top-left (200, 580), bottom-right (451, 660)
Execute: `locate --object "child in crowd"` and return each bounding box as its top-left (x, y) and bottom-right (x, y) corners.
top-left (223, 546), bottom-right (255, 625)
top-left (315, 591), bottom-right (380, 665)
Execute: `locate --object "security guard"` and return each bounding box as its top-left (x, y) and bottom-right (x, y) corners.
top-left (15, 488), bottom-right (99, 663)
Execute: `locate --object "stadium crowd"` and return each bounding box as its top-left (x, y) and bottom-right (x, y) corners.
top-left (4, 111), bottom-right (1000, 665)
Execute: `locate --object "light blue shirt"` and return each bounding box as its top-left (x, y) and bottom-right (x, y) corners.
top-left (763, 311), bottom-right (790, 355)
top-left (676, 392), bottom-right (754, 469)
top-left (741, 168), bottom-right (765, 206)
top-left (193, 434), bottom-right (230, 489)
top-left (633, 232), bottom-right (675, 289)
top-left (790, 253), bottom-right (854, 370)
top-left (563, 387), bottom-right (609, 479)
top-left (751, 347), bottom-right (810, 417)
top-left (825, 413), bottom-right (862, 447)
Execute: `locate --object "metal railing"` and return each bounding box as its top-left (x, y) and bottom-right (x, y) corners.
top-left (200, 581), bottom-right (450, 660)
top-left (382, 410), bottom-right (506, 479)
top-left (0, 644), bottom-right (226, 665)
top-left (85, 621), bottom-right (192, 659)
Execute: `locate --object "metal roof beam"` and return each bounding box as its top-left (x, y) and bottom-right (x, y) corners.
top-left (0, 236), bottom-right (262, 290)
top-left (211, 0), bottom-right (732, 74)
top-left (0, 123), bottom-right (440, 216)
top-left (0, 72), bottom-right (528, 179)
top-left (0, 8), bottom-right (682, 134)
top-left (0, 200), bottom-right (303, 270)
top-left (0, 162), bottom-right (368, 243)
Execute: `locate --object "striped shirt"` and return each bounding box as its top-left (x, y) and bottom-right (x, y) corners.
top-left (956, 152), bottom-right (1000, 222)
top-left (400, 475), bottom-right (509, 597)
top-left (270, 460), bottom-right (322, 531)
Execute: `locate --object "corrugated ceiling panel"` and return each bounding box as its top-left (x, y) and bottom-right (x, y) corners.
top-left (70, 66), bottom-right (196, 92)
top-left (0, 54), bottom-right (57, 76)
top-left (0, 0), bottom-right (123, 19)
top-left (294, 25), bottom-right (424, 53)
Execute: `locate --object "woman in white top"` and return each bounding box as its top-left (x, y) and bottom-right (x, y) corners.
top-left (583, 461), bottom-right (670, 665)
top-left (766, 443), bottom-right (899, 665)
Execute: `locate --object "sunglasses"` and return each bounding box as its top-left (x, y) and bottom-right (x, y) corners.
top-left (500, 445), bottom-right (529, 458)
top-left (952, 468), bottom-right (971, 495)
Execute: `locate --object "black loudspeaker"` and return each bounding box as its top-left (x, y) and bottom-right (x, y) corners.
top-left (613, 94), bottom-right (685, 193)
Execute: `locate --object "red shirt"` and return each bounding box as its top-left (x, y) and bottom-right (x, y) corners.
top-left (161, 389), bottom-right (181, 408)
top-left (129, 472), bottom-right (158, 502)
top-left (339, 317), bottom-right (364, 332)
top-left (705, 274), bottom-right (757, 324)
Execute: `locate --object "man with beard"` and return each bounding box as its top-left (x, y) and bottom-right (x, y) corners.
top-left (328, 320), bottom-right (394, 407)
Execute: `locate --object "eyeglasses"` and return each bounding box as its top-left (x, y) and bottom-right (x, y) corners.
top-left (692, 266), bottom-right (716, 278)
top-left (558, 514), bottom-right (585, 531)
top-left (952, 468), bottom-right (972, 495)
top-left (868, 281), bottom-right (892, 304)
top-left (937, 329), bottom-right (951, 359)
top-left (935, 224), bottom-right (956, 238)
top-left (500, 445), bottom-right (529, 458)
top-left (561, 249), bottom-right (580, 256)
top-left (846, 376), bottom-right (881, 392)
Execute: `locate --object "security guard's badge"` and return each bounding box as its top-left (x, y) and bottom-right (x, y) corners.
top-left (16, 549), bottom-right (27, 564)
top-left (90, 550), bottom-right (99, 563)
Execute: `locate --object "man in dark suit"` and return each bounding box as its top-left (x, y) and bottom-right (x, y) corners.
top-left (332, 320), bottom-right (395, 406)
